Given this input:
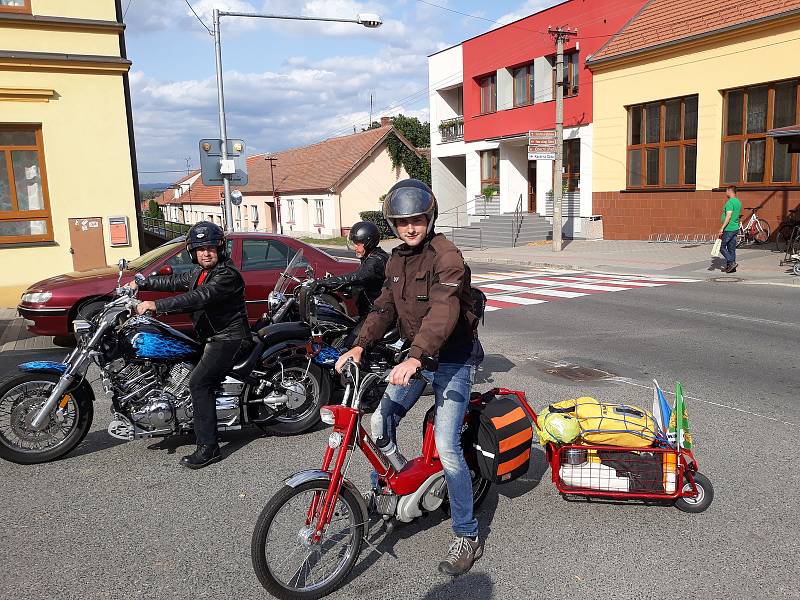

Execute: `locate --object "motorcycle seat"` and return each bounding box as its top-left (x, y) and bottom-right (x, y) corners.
top-left (231, 334), bottom-right (266, 377)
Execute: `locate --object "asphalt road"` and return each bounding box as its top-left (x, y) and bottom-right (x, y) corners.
top-left (1, 264), bottom-right (798, 600)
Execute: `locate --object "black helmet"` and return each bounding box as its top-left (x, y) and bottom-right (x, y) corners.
top-left (186, 220), bottom-right (227, 264)
top-left (382, 179), bottom-right (437, 237)
top-left (347, 221), bottom-right (380, 252)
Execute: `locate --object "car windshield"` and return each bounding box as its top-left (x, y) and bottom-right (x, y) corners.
top-left (274, 248), bottom-right (305, 295)
top-left (126, 239), bottom-right (183, 270)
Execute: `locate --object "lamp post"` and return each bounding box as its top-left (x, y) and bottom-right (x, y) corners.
top-left (212, 10), bottom-right (382, 233)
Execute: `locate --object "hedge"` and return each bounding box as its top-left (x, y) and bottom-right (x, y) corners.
top-left (359, 210), bottom-right (395, 239)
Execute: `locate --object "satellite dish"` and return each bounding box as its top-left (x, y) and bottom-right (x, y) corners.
top-left (231, 190), bottom-right (243, 206)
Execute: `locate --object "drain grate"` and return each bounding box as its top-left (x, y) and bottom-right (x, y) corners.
top-left (543, 364), bottom-right (616, 382)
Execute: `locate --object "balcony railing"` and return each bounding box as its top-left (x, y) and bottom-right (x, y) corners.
top-left (438, 117), bottom-right (464, 143)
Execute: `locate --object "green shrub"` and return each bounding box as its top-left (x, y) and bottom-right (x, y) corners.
top-left (359, 210), bottom-right (395, 239)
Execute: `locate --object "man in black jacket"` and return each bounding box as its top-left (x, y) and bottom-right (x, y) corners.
top-left (317, 221), bottom-right (388, 318)
top-left (128, 221), bottom-right (249, 469)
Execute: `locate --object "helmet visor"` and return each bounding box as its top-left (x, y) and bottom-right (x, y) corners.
top-left (383, 186), bottom-right (435, 220)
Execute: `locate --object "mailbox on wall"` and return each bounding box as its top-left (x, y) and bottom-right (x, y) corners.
top-left (109, 215), bottom-right (131, 247)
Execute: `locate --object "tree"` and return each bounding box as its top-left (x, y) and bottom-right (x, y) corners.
top-left (385, 114), bottom-right (431, 186)
top-left (145, 199), bottom-right (164, 220)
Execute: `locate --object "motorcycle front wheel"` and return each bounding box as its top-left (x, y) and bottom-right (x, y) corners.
top-left (251, 480), bottom-right (364, 600)
top-left (0, 373), bottom-right (93, 464)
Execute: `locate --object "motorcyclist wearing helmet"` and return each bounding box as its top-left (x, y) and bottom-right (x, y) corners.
top-left (335, 179), bottom-right (484, 577)
top-left (127, 221), bottom-right (249, 469)
top-left (316, 221), bottom-right (389, 318)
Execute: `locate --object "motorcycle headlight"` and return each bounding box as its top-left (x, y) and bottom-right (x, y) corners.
top-left (21, 291), bottom-right (52, 304)
top-left (320, 408), bottom-right (335, 425)
top-left (268, 291), bottom-right (285, 313)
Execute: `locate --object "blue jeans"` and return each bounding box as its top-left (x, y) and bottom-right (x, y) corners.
top-left (721, 230), bottom-right (737, 265)
top-left (370, 340), bottom-right (484, 538)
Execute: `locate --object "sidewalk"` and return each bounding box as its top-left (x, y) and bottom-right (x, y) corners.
top-left (0, 308), bottom-right (58, 353)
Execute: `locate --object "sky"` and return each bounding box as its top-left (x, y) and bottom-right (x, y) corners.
top-left (124, 0), bottom-right (561, 184)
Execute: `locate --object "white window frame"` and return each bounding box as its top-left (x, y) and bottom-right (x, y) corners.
top-left (314, 199), bottom-right (325, 227)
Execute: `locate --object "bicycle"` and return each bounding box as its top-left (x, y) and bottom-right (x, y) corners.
top-left (775, 207), bottom-right (800, 253)
top-left (736, 207), bottom-right (770, 247)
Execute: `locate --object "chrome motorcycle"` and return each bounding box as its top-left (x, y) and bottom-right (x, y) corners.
top-left (0, 260), bottom-right (326, 464)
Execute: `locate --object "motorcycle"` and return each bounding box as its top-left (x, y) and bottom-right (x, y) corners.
top-left (0, 259), bottom-right (327, 464)
top-left (250, 359), bottom-right (492, 599)
top-left (258, 249), bottom-right (408, 411)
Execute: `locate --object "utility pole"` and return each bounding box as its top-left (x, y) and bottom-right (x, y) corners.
top-left (213, 8), bottom-right (234, 233)
top-left (369, 92), bottom-right (373, 128)
top-left (548, 26), bottom-right (577, 252)
top-left (266, 155), bottom-right (281, 234)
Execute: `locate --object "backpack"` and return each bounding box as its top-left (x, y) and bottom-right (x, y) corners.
top-left (469, 393), bottom-right (533, 484)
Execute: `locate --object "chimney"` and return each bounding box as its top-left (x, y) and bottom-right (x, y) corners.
top-left (380, 116), bottom-right (391, 127)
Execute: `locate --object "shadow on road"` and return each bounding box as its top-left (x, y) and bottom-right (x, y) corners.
top-left (422, 571), bottom-right (494, 600)
top-left (475, 354), bottom-right (517, 386)
top-left (67, 429), bottom-right (127, 460)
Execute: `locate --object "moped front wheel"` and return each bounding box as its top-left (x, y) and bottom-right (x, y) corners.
top-left (251, 480), bottom-right (364, 600)
top-left (0, 373), bottom-right (93, 464)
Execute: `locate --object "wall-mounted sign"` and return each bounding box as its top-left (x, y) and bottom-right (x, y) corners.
top-left (199, 138), bottom-right (248, 186)
top-left (109, 215), bottom-right (131, 247)
top-left (527, 129), bottom-right (556, 160)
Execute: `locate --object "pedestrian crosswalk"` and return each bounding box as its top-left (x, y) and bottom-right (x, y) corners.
top-left (471, 268), bottom-right (700, 313)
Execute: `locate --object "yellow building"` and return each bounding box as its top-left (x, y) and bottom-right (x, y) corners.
top-left (588, 0), bottom-right (800, 239)
top-left (0, 0), bottom-right (140, 306)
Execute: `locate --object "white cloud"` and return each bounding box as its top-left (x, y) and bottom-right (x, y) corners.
top-left (495, 0), bottom-right (561, 27)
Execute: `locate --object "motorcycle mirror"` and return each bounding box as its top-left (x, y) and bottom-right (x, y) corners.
top-left (134, 273), bottom-right (146, 285)
top-left (305, 265), bottom-right (314, 277)
top-left (117, 258), bottom-right (128, 271)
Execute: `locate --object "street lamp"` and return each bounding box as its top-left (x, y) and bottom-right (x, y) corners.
top-left (212, 9), bottom-right (383, 233)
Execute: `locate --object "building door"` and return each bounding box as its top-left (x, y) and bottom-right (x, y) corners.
top-left (68, 217), bottom-right (107, 271)
top-left (527, 161), bottom-right (537, 213)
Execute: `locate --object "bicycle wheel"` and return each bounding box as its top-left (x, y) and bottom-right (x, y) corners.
top-left (775, 224), bottom-right (793, 253)
top-left (754, 219), bottom-right (770, 244)
top-left (736, 227), bottom-right (746, 247)
top-left (251, 480), bottom-right (365, 600)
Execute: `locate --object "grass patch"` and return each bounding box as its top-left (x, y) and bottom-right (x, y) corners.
top-left (297, 236), bottom-right (349, 246)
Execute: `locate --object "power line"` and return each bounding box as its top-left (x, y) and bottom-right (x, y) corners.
top-left (183, 0), bottom-right (213, 36)
top-left (123, 0), bottom-right (134, 18)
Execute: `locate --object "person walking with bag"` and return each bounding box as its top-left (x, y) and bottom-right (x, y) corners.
top-left (718, 185), bottom-right (742, 273)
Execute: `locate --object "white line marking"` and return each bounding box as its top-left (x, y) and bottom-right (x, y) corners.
top-left (520, 288), bottom-right (587, 298)
top-left (590, 279), bottom-right (666, 287)
top-left (477, 283), bottom-right (532, 292)
top-left (485, 294), bottom-right (547, 305)
top-left (550, 282), bottom-right (631, 291)
top-left (675, 307), bottom-right (800, 328)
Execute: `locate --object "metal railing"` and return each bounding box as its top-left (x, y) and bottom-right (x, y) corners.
top-left (438, 195), bottom-right (495, 229)
top-left (511, 194), bottom-right (524, 248)
top-left (438, 117), bottom-right (464, 143)
top-left (141, 216), bottom-right (191, 240)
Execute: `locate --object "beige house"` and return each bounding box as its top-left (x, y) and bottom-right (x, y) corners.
top-left (0, 0), bottom-right (140, 307)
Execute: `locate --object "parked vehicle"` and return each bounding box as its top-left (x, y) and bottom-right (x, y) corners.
top-left (17, 233), bottom-right (358, 340)
top-left (250, 359), bottom-right (491, 599)
top-left (736, 207), bottom-right (770, 246)
top-left (0, 260), bottom-right (329, 465)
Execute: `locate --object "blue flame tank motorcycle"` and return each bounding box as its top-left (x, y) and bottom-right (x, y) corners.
top-left (0, 260), bottom-right (328, 464)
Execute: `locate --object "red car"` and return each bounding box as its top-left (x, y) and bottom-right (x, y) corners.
top-left (17, 233), bottom-right (359, 340)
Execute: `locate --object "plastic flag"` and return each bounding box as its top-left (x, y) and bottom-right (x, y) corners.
top-left (667, 381), bottom-right (692, 450)
top-left (652, 380), bottom-right (665, 437)
top-left (657, 386), bottom-right (672, 433)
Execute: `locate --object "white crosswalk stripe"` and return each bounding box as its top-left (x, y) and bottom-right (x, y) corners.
top-left (474, 267), bottom-right (700, 315)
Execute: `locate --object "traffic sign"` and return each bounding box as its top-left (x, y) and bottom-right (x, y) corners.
top-left (199, 138), bottom-right (248, 186)
top-left (527, 129), bottom-right (556, 160)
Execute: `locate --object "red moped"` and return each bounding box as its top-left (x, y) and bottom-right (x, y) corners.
top-left (250, 359), bottom-right (527, 599)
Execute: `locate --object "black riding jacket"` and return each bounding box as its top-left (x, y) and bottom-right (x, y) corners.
top-left (319, 248), bottom-right (389, 316)
top-left (140, 259), bottom-right (249, 342)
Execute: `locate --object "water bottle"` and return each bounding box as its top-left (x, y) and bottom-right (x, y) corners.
top-left (376, 436), bottom-right (407, 471)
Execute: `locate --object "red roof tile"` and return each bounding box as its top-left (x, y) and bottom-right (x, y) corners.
top-left (589, 0), bottom-right (800, 64)
top-left (240, 125), bottom-right (415, 195)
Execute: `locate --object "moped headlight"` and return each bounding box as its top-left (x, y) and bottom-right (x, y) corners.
top-left (320, 408), bottom-right (335, 425)
top-left (21, 291), bottom-right (52, 304)
top-left (328, 432), bottom-right (343, 448)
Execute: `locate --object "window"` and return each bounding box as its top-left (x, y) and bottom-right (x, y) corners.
top-left (478, 74), bottom-right (497, 114)
top-left (626, 95), bottom-right (698, 188)
top-left (562, 139), bottom-right (581, 192)
top-left (161, 249), bottom-right (195, 276)
top-left (480, 150), bottom-right (499, 192)
top-left (314, 199), bottom-right (325, 226)
top-left (0, 0), bottom-right (31, 13)
top-left (0, 126), bottom-right (53, 243)
top-left (553, 52), bottom-right (580, 98)
top-left (512, 64), bottom-right (535, 107)
top-left (286, 199), bottom-right (295, 223)
top-left (241, 239), bottom-right (308, 272)
top-left (722, 79), bottom-right (800, 186)
top-left (250, 204), bottom-right (259, 224)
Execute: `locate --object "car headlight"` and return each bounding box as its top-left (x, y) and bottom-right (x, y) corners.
top-left (21, 291), bottom-right (52, 304)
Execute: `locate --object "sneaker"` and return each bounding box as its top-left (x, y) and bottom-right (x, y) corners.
top-left (437, 536), bottom-right (483, 576)
top-left (726, 262), bottom-right (738, 273)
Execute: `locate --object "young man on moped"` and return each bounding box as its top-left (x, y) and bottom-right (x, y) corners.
top-left (335, 179), bottom-right (484, 576)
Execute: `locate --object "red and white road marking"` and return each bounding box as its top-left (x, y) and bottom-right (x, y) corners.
top-left (475, 269), bottom-right (700, 312)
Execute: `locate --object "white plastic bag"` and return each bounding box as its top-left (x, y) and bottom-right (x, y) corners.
top-left (710, 238), bottom-right (722, 258)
